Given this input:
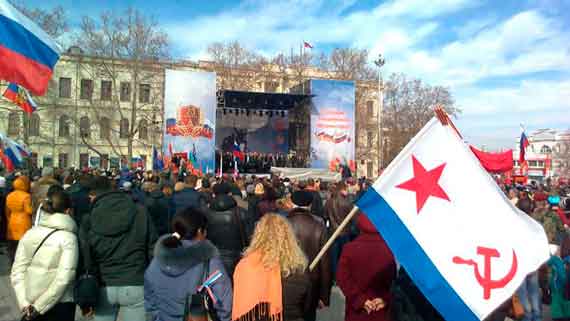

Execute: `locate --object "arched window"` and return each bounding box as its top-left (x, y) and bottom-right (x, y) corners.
top-left (120, 118), bottom-right (129, 138)
top-left (29, 114), bottom-right (40, 137)
top-left (100, 117), bottom-right (111, 139)
top-left (367, 101), bottom-right (374, 117)
top-left (80, 116), bottom-right (90, 138)
top-left (59, 115), bottom-right (70, 137)
top-left (138, 119), bottom-right (148, 140)
top-left (8, 112), bottom-right (20, 136)
top-left (540, 145), bottom-right (552, 153)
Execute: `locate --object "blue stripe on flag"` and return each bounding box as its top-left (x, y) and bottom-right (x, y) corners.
top-left (4, 144), bottom-right (21, 166)
top-left (0, 14), bottom-right (59, 68)
top-left (356, 188), bottom-right (479, 321)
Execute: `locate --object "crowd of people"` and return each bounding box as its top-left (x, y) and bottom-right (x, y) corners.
top-left (1, 165), bottom-right (570, 321)
top-left (215, 152), bottom-right (309, 173)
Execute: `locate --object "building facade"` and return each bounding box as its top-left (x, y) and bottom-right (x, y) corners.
top-left (0, 50), bottom-right (382, 178)
top-left (512, 128), bottom-right (570, 182)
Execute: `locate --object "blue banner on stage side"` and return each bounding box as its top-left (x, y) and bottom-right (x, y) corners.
top-left (163, 70), bottom-right (216, 174)
top-left (309, 79), bottom-right (356, 172)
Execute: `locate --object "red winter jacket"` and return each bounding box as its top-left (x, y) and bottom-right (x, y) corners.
top-left (337, 214), bottom-right (396, 321)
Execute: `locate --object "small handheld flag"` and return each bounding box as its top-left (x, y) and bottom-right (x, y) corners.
top-left (3, 82), bottom-right (37, 113)
top-left (233, 140), bottom-right (244, 162)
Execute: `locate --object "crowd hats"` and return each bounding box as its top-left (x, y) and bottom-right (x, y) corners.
top-left (291, 190), bottom-right (313, 207)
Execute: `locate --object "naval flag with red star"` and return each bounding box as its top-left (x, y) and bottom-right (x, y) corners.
top-left (356, 118), bottom-right (549, 321)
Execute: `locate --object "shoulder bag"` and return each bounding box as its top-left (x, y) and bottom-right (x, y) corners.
top-left (183, 259), bottom-right (221, 321)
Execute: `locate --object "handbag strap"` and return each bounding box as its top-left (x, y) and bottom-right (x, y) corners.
top-left (33, 229), bottom-right (60, 258)
top-left (231, 207), bottom-right (246, 249)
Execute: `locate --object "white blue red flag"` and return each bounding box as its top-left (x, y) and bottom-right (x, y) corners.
top-left (519, 129), bottom-right (529, 163)
top-left (356, 118), bottom-right (549, 321)
top-left (0, 0), bottom-right (61, 95)
top-left (3, 82), bottom-right (37, 113)
top-left (233, 140), bottom-right (244, 162)
top-left (0, 133), bottom-right (29, 172)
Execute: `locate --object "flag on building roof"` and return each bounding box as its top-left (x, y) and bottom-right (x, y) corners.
top-left (0, 0), bottom-right (61, 95)
top-left (356, 118), bottom-right (549, 321)
top-left (303, 41), bottom-right (313, 49)
top-left (3, 82), bottom-right (37, 113)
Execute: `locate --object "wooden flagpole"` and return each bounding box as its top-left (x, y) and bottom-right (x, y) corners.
top-left (309, 206), bottom-right (359, 271)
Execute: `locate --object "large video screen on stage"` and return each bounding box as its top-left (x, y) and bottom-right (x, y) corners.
top-left (309, 79), bottom-right (356, 171)
top-left (215, 111), bottom-right (289, 154)
top-left (163, 69), bottom-right (216, 174)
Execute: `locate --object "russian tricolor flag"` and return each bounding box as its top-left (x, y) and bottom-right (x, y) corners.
top-left (0, 133), bottom-right (29, 172)
top-left (0, 0), bottom-right (60, 95)
top-left (3, 82), bottom-right (37, 113)
top-left (233, 140), bottom-right (244, 161)
top-left (519, 130), bottom-right (529, 163)
top-left (357, 118), bottom-right (549, 320)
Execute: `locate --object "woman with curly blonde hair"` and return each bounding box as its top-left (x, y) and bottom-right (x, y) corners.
top-left (232, 214), bottom-right (311, 321)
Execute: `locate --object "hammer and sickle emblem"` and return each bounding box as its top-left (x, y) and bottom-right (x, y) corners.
top-left (452, 246), bottom-right (518, 300)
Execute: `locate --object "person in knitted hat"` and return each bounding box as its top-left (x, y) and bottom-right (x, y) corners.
top-left (287, 190), bottom-right (332, 321)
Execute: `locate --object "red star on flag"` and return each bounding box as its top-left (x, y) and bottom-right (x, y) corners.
top-left (396, 155), bottom-right (450, 214)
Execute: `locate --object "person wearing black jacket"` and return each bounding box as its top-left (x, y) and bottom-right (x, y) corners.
top-left (68, 174), bottom-right (92, 228)
top-left (144, 183), bottom-right (173, 237)
top-left (79, 176), bottom-right (157, 321)
top-left (173, 175), bottom-right (207, 213)
top-left (206, 181), bottom-right (254, 277)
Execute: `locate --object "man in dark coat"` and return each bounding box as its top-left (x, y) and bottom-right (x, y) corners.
top-left (68, 174), bottom-right (92, 227)
top-left (144, 184), bottom-right (173, 237)
top-left (287, 190), bottom-right (332, 321)
top-left (324, 182), bottom-right (354, 277)
top-left (206, 182), bottom-right (254, 277)
top-left (173, 175), bottom-right (207, 212)
top-left (304, 179), bottom-right (324, 220)
top-left (79, 176), bottom-right (157, 320)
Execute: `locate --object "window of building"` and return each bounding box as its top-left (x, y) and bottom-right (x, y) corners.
top-left (120, 118), bottom-right (129, 138)
top-left (528, 160), bottom-right (538, 167)
top-left (99, 117), bottom-right (111, 139)
top-left (79, 153), bottom-right (89, 169)
top-left (30, 152), bottom-right (38, 168)
top-left (59, 77), bottom-right (71, 98)
top-left (8, 112), bottom-right (20, 136)
top-left (367, 101), bottom-right (374, 117)
top-left (537, 160), bottom-right (545, 167)
top-left (367, 161), bottom-right (373, 178)
top-left (101, 154), bottom-right (109, 170)
top-left (264, 81), bottom-right (279, 93)
top-left (80, 79), bottom-right (93, 100)
top-left (367, 131), bottom-right (374, 148)
top-left (43, 155), bottom-right (53, 168)
top-left (100, 80), bottom-right (112, 101)
top-left (120, 82), bottom-right (131, 102)
top-left (139, 84), bottom-right (150, 103)
top-left (59, 115), bottom-right (70, 137)
top-left (138, 119), bottom-right (148, 140)
top-left (540, 145), bottom-right (552, 153)
top-left (29, 113), bottom-right (40, 137)
top-left (58, 153), bottom-right (68, 168)
top-left (80, 116), bottom-right (90, 138)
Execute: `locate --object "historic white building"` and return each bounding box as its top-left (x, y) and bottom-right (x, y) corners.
top-left (0, 49), bottom-right (383, 178)
top-left (513, 128), bottom-right (570, 182)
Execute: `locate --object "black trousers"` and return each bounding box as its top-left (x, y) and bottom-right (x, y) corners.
top-left (35, 302), bottom-right (76, 321)
top-left (7, 240), bottom-right (18, 264)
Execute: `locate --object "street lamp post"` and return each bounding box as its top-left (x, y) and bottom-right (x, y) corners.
top-left (374, 54), bottom-right (385, 172)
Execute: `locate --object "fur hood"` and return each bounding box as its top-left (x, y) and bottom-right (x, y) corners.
top-left (154, 236), bottom-right (219, 277)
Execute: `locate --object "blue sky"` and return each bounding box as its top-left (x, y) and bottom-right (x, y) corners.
top-left (29, 0), bottom-right (570, 150)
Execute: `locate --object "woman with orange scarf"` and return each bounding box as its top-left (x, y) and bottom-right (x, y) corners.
top-left (232, 214), bottom-right (311, 321)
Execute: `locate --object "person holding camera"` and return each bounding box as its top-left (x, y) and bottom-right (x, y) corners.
top-left (10, 190), bottom-right (79, 321)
